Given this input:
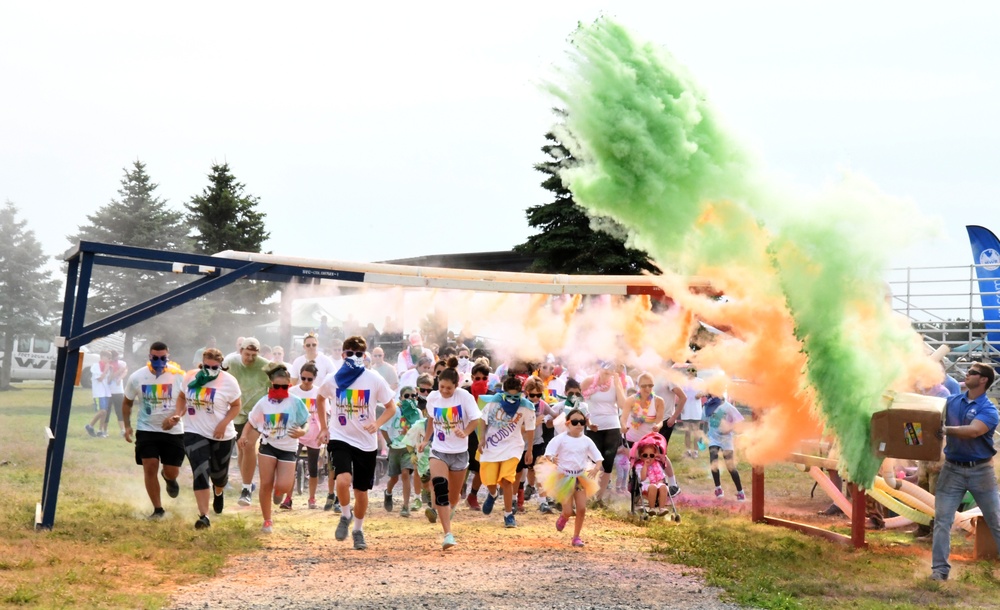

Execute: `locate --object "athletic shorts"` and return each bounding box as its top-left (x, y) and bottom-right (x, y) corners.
top-left (517, 444), bottom-right (545, 470)
top-left (585, 428), bottom-right (622, 474)
top-left (134, 430), bottom-right (185, 467)
top-left (183, 433), bottom-right (234, 491)
top-left (658, 420), bottom-right (676, 444)
top-left (430, 449), bottom-right (469, 472)
top-left (259, 442), bottom-right (297, 463)
top-left (328, 439), bottom-right (378, 492)
top-left (480, 457), bottom-right (519, 486)
top-left (387, 446), bottom-right (413, 478)
top-left (467, 430), bottom-right (480, 473)
top-left (305, 446), bottom-right (321, 478)
top-left (234, 422), bottom-right (247, 439)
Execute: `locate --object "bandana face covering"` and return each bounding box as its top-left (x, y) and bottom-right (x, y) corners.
top-left (188, 367), bottom-right (219, 390)
top-left (399, 398), bottom-right (421, 426)
top-left (149, 357), bottom-right (167, 377)
top-left (268, 388), bottom-right (289, 401)
top-left (500, 393), bottom-right (522, 417)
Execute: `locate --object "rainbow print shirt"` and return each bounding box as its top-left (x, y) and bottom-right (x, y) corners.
top-left (432, 404), bottom-right (464, 438)
top-left (140, 384), bottom-right (174, 415)
top-left (248, 396), bottom-right (309, 452)
top-left (186, 386), bottom-right (217, 415)
top-left (334, 388), bottom-right (372, 425)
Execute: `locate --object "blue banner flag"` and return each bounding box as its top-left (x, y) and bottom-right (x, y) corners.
top-left (966, 225), bottom-right (1000, 343)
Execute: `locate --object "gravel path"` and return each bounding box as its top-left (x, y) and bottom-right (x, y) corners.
top-left (168, 493), bottom-right (743, 610)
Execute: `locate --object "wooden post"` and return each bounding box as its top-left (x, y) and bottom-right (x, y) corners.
top-left (752, 465), bottom-right (764, 522)
top-left (849, 483), bottom-right (866, 549)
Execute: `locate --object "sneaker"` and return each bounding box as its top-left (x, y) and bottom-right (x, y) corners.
top-left (930, 572), bottom-right (948, 581)
top-left (238, 488), bottom-right (252, 507)
top-left (280, 497), bottom-right (293, 510)
top-left (273, 493), bottom-right (282, 505)
top-left (442, 533), bottom-right (456, 550)
top-left (556, 514), bottom-right (568, 532)
top-left (736, 490), bottom-right (746, 502)
top-left (669, 485), bottom-right (681, 498)
top-left (572, 536), bottom-right (585, 547)
top-left (352, 529), bottom-right (367, 550)
top-left (384, 491), bottom-right (393, 512)
top-left (213, 490), bottom-right (225, 515)
top-left (466, 493), bottom-right (481, 511)
top-left (714, 487), bottom-right (724, 498)
top-left (261, 520), bottom-right (272, 534)
top-left (335, 512), bottom-right (353, 541)
top-left (163, 475), bottom-right (180, 499)
top-left (324, 494), bottom-right (336, 511)
top-left (539, 501), bottom-right (554, 514)
top-left (400, 506), bottom-right (410, 518)
top-left (692, 451), bottom-right (699, 458)
top-left (425, 507), bottom-right (438, 523)
top-left (525, 485), bottom-right (536, 501)
top-left (482, 493), bottom-right (497, 516)
top-left (85, 424), bottom-right (96, 437)
top-left (412, 498), bottom-right (422, 510)
top-left (97, 431), bottom-right (109, 438)
top-left (657, 508), bottom-right (669, 517)
top-left (195, 515), bottom-right (211, 529)
top-left (308, 497), bottom-right (318, 510)
top-left (148, 508), bottom-right (165, 520)
top-left (504, 514), bottom-right (516, 528)
top-left (334, 503), bottom-right (342, 514)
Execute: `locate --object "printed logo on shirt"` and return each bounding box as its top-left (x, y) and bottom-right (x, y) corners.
top-left (335, 388), bottom-right (371, 425)
top-left (141, 384), bottom-right (173, 415)
top-left (186, 387), bottom-right (217, 415)
top-left (483, 408), bottom-right (523, 450)
top-left (300, 397), bottom-right (317, 415)
top-left (432, 404), bottom-right (464, 440)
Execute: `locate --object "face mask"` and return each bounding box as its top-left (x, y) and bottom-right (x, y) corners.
top-left (565, 394), bottom-right (580, 406)
top-left (459, 356), bottom-right (469, 362)
top-left (502, 393), bottom-right (521, 405)
top-left (268, 388), bottom-right (289, 400)
top-left (150, 357), bottom-right (167, 376)
top-left (347, 355), bottom-right (365, 368)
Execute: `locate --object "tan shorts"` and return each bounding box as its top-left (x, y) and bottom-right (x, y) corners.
top-left (480, 457), bottom-right (520, 486)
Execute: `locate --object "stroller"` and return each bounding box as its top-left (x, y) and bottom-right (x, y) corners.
top-left (628, 432), bottom-right (680, 522)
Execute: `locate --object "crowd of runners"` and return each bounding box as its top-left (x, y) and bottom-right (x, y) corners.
top-left (101, 329), bottom-right (747, 550)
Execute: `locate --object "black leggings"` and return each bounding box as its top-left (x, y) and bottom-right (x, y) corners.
top-left (184, 434), bottom-right (234, 491)
top-left (306, 446), bottom-right (321, 478)
top-left (585, 428), bottom-right (622, 474)
top-left (709, 446), bottom-right (742, 491)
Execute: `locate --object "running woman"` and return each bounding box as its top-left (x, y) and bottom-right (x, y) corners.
top-left (580, 362), bottom-right (623, 506)
top-left (287, 362), bottom-right (322, 509)
top-left (417, 357), bottom-right (481, 549)
top-left (619, 372), bottom-right (679, 496)
top-left (162, 348), bottom-right (241, 529)
top-left (239, 364), bottom-right (309, 533)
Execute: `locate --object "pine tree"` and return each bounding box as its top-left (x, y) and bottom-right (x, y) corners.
top-left (67, 161), bottom-right (193, 358)
top-left (0, 201), bottom-right (61, 389)
top-left (515, 130), bottom-right (658, 275)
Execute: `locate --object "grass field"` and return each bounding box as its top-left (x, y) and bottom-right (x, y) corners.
top-left (0, 383), bottom-right (259, 609)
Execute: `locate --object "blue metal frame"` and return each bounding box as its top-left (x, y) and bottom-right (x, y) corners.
top-left (38, 241), bottom-right (364, 529)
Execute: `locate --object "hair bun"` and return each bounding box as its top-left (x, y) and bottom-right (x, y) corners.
top-left (446, 356), bottom-right (459, 369)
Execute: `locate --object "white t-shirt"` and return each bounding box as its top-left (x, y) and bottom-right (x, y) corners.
top-left (426, 388), bottom-right (481, 454)
top-left (247, 395), bottom-right (310, 453)
top-left (680, 379), bottom-right (704, 421)
top-left (109, 361), bottom-right (127, 395)
top-left (318, 369), bottom-right (394, 452)
top-left (398, 368), bottom-right (423, 392)
top-left (291, 353), bottom-right (335, 383)
top-left (586, 384), bottom-right (620, 431)
top-left (396, 346), bottom-right (434, 375)
top-left (706, 401), bottom-right (744, 451)
top-left (182, 371), bottom-right (241, 440)
top-left (544, 432), bottom-right (603, 474)
top-left (91, 363), bottom-right (111, 399)
top-left (290, 385), bottom-right (323, 449)
top-left (124, 367), bottom-right (185, 435)
top-left (478, 395), bottom-right (536, 462)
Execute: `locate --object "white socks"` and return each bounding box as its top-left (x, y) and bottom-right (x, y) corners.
top-left (354, 517), bottom-right (364, 532)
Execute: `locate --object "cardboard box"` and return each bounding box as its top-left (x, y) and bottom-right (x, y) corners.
top-left (870, 392), bottom-right (945, 462)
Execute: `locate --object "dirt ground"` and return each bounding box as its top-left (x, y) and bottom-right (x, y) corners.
top-left (167, 489), bottom-right (743, 610)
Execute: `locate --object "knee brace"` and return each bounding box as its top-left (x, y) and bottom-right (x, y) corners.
top-left (432, 476), bottom-right (450, 507)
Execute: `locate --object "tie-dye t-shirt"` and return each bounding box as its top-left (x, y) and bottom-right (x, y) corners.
top-left (477, 396), bottom-right (535, 463)
top-left (318, 369), bottom-right (394, 452)
top-left (247, 395), bottom-right (310, 453)
top-left (181, 371), bottom-right (241, 440)
top-left (124, 367), bottom-right (186, 435)
top-left (425, 388), bottom-right (481, 454)
top-left (289, 385), bottom-right (323, 450)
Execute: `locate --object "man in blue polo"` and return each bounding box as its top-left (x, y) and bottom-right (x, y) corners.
top-left (931, 362), bottom-right (1000, 580)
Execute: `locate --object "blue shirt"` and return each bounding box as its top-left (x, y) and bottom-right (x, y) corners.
top-left (943, 374), bottom-right (962, 396)
top-left (944, 392), bottom-right (999, 462)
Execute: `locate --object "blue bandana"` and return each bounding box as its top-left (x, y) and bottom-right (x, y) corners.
top-left (334, 358), bottom-right (366, 389)
top-left (703, 396), bottom-right (724, 419)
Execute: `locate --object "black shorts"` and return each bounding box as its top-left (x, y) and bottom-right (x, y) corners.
top-left (467, 429), bottom-right (480, 474)
top-left (135, 430), bottom-right (186, 467)
top-left (183, 433), bottom-right (234, 491)
top-left (259, 443), bottom-right (297, 463)
top-left (328, 439), bottom-right (377, 492)
top-left (658, 420), bottom-right (676, 444)
top-left (234, 422), bottom-right (247, 439)
top-left (517, 444), bottom-right (546, 471)
top-left (585, 428), bottom-right (622, 474)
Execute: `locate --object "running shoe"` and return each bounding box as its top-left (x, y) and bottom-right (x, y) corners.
top-left (213, 490), bottom-right (225, 514)
top-left (163, 475), bottom-right (180, 499)
top-left (238, 488), bottom-right (252, 506)
top-left (261, 520), bottom-right (272, 534)
top-left (524, 485), bottom-right (536, 501)
top-left (714, 487), bottom-right (724, 498)
top-left (466, 493), bottom-right (481, 511)
top-left (504, 514), bottom-right (516, 528)
top-left (539, 501), bottom-right (554, 514)
top-left (334, 504), bottom-right (342, 514)
top-left (273, 493), bottom-right (282, 505)
top-left (308, 497), bottom-right (318, 509)
top-left (85, 424), bottom-right (96, 437)
top-left (400, 506), bottom-right (410, 518)
top-left (335, 512), bottom-right (353, 541)
top-left (97, 431), bottom-right (109, 438)
top-left (352, 530), bottom-right (367, 550)
top-left (425, 507), bottom-right (437, 523)
top-left (572, 536), bottom-right (585, 547)
top-left (384, 491), bottom-right (393, 512)
top-left (442, 533), bottom-right (456, 550)
top-left (555, 514), bottom-right (568, 532)
top-left (736, 490), bottom-right (746, 502)
top-left (280, 497), bottom-right (292, 510)
top-left (148, 508), bottom-right (165, 520)
top-left (412, 498), bottom-right (422, 510)
top-left (324, 493), bottom-right (337, 511)
top-left (482, 493), bottom-right (497, 516)
top-left (195, 515), bottom-right (211, 529)
top-left (669, 485), bottom-right (681, 498)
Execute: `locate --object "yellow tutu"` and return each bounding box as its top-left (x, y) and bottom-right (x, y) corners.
top-left (534, 459), bottom-right (600, 505)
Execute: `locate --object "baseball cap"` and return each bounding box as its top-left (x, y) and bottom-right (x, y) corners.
top-left (242, 337), bottom-right (261, 351)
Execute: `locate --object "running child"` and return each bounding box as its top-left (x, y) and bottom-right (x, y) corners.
top-left (704, 394), bottom-right (746, 500)
top-left (536, 408), bottom-right (603, 547)
top-left (477, 376), bottom-right (535, 528)
top-left (381, 386), bottom-right (422, 517)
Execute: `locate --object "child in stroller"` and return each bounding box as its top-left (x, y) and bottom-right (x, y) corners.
top-left (628, 432), bottom-right (680, 521)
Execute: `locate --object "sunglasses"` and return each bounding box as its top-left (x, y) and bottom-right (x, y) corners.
top-left (528, 393), bottom-right (543, 399)
top-left (150, 355), bottom-right (169, 361)
top-left (967, 371), bottom-right (982, 377)
top-left (299, 376), bottom-right (314, 382)
top-left (344, 350), bottom-right (364, 358)
top-left (639, 384), bottom-right (654, 388)
top-left (272, 384), bottom-right (289, 390)
top-left (401, 393), bottom-right (415, 399)
top-left (418, 388), bottom-right (432, 394)
top-left (567, 419), bottom-right (586, 426)
top-left (305, 342), bottom-right (318, 348)
top-left (472, 375), bottom-right (489, 381)
top-left (641, 453), bottom-right (656, 459)
top-left (199, 364), bottom-right (221, 370)
top-left (566, 392), bottom-right (582, 398)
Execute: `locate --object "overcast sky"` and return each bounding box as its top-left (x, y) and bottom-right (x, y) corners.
top-left (3, 2), bottom-right (999, 297)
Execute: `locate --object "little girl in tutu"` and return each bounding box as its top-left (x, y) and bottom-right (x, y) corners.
top-left (535, 408), bottom-right (602, 547)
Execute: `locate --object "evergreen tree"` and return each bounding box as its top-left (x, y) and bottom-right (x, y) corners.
top-left (67, 161), bottom-right (193, 359)
top-left (0, 201), bottom-right (61, 389)
top-left (515, 130), bottom-right (658, 275)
